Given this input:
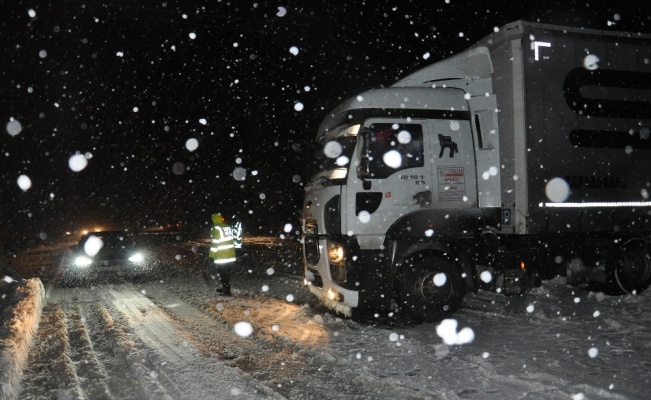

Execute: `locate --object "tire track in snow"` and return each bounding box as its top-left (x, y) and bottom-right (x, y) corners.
top-left (19, 304), bottom-right (84, 400)
top-left (130, 281), bottom-right (311, 398)
top-left (97, 284), bottom-right (271, 400)
top-left (71, 301), bottom-right (165, 400)
top-left (85, 302), bottom-right (174, 400)
top-left (140, 278), bottom-right (420, 399)
top-left (63, 305), bottom-right (114, 399)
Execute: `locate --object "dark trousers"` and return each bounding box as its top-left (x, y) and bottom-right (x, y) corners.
top-left (204, 257), bottom-right (235, 290)
top-left (216, 262), bottom-right (232, 289)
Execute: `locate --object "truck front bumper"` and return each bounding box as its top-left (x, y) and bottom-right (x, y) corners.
top-left (304, 265), bottom-right (360, 314)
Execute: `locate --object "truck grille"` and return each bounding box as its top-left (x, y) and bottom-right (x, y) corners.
top-left (303, 219), bottom-right (319, 264)
top-left (330, 263), bottom-right (347, 283)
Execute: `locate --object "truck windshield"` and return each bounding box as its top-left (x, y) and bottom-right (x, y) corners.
top-left (313, 125), bottom-right (359, 173)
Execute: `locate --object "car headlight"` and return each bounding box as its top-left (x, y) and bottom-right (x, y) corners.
top-left (74, 255), bottom-right (93, 267)
top-left (129, 252), bottom-right (144, 263)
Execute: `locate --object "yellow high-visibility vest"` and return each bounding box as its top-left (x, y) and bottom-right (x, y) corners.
top-left (209, 224), bottom-right (236, 264)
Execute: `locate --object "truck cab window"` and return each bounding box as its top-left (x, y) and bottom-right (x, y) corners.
top-left (359, 123), bottom-right (424, 179)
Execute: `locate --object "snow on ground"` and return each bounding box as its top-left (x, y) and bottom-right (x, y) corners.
top-left (0, 279), bottom-right (45, 400)
top-left (1, 238), bottom-right (651, 399)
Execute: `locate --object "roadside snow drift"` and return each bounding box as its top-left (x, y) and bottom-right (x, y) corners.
top-left (0, 278), bottom-right (45, 400)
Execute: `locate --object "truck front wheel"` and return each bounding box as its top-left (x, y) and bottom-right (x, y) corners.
top-left (396, 253), bottom-right (466, 322)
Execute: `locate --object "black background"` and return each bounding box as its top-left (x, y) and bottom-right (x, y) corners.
top-left (1, 0), bottom-right (649, 238)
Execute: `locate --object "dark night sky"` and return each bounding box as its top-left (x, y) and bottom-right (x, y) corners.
top-left (1, 0), bottom-right (649, 237)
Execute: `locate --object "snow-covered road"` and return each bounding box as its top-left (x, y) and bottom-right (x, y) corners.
top-left (2, 237), bottom-right (650, 399)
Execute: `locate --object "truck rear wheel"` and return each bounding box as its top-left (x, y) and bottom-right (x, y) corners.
top-left (612, 241), bottom-right (651, 295)
top-left (396, 253), bottom-right (465, 322)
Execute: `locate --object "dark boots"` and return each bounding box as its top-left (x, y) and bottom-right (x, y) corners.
top-left (216, 285), bottom-right (231, 296)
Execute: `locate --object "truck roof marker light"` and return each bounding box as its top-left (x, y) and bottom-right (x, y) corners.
top-left (540, 201), bottom-right (651, 208)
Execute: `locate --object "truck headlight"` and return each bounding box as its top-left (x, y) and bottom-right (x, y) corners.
top-left (74, 255), bottom-right (93, 267)
top-left (129, 252), bottom-right (144, 263)
top-left (327, 243), bottom-right (345, 264)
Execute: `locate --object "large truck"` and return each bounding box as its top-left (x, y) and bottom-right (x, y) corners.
top-left (301, 20), bottom-right (651, 322)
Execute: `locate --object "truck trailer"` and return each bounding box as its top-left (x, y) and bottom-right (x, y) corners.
top-left (301, 20), bottom-right (651, 322)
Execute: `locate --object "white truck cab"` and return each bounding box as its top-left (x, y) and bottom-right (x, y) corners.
top-left (303, 21), bottom-right (651, 321)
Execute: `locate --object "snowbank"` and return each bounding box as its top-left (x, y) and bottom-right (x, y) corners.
top-left (0, 279), bottom-right (45, 400)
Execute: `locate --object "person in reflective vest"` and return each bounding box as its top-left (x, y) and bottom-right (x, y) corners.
top-left (231, 214), bottom-right (243, 250)
top-left (208, 213), bottom-right (236, 295)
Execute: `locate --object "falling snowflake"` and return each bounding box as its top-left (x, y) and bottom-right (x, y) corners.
top-left (358, 211), bottom-right (371, 223)
top-left (436, 319), bottom-right (475, 345)
top-left (185, 138), bottom-right (199, 152)
top-left (69, 154), bottom-right (88, 172)
top-left (480, 271), bottom-right (492, 283)
top-left (233, 167), bottom-right (247, 181)
top-left (234, 322), bottom-right (253, 337)
top-left (383, 150), bottom-right (402, 169)
top-left (545, 177), bottom-right (570, 203)
top-left (17, 175), bottom-right (32, 191)
top-left (583, 54), bottom-right (599, 70)
top-left (6, 119), bottom-right (22, 136)
top-left (588, 347), bottom-right (599, 358)
top-left (84, 235), bottom-right (103, 257)
top-left (323, 141), bottom-right (343, 158)
top-left (433, 273), bottom-right (447, 287)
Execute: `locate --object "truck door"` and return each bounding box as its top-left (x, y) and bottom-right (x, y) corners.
top-left (345, 117), bottom-right (477, 247)
top-left (345, 119), bottom-right (434, 245)
top-left (430, 118), bottom-right (478, 208)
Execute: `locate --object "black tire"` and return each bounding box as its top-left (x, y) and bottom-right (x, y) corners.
top-left (396, 253), bottom-right (466, 322)
top-left (611, 241), bottom-right (651, 295)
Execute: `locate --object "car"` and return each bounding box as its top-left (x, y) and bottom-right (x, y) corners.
top-left (57, 231), bottom-right (156, 285)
